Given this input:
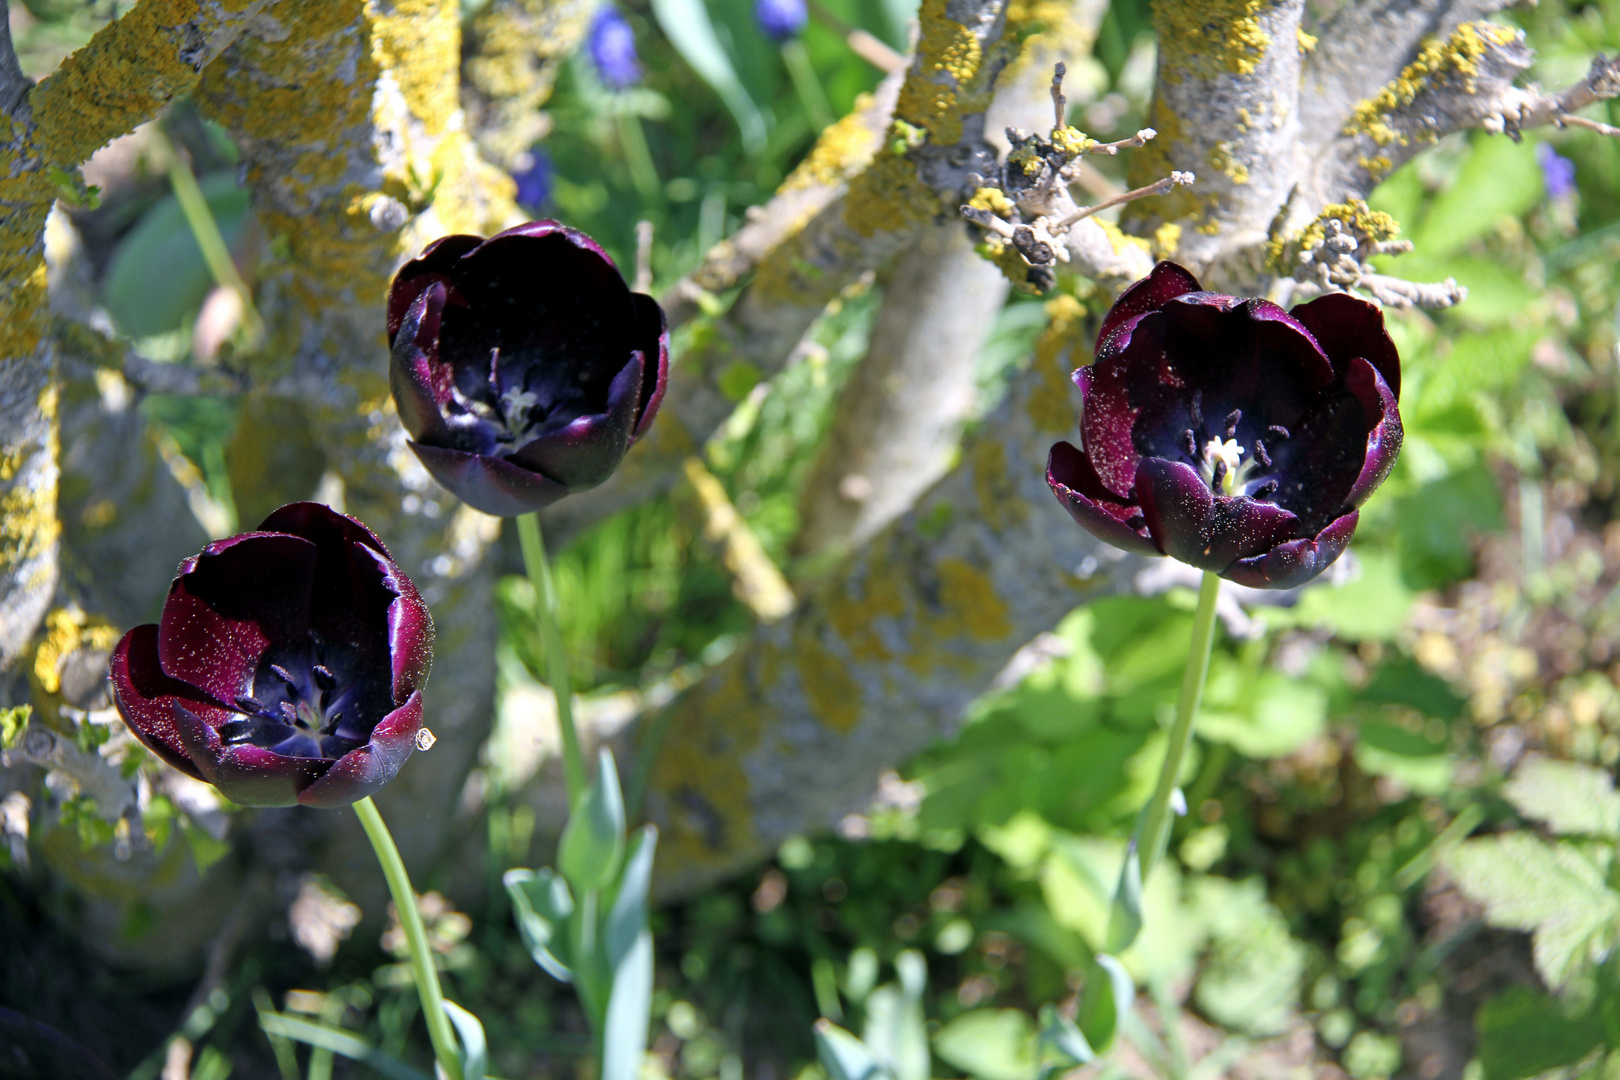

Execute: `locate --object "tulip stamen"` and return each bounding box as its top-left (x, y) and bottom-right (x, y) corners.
top-left (235, 695), bottom-right (264, 713)
top-left (1253, 438), bottom-right (1272, 469)
top-left (1182, 429), bottom-right (1198, 460)
top-left (219, 719), bottom-right (256, 744)
top-left (312, 665), bottom-right (336, 693)
top-left (1189, 391), bottom-right (1203, 429)
top-left (1267, 424), bottom-right (1290, 441)
top-left (270, 664), bottom-right (298, 688)
top-left (1251, 479), bottom-right (1280, 500)
top-left (1201, 436), bottom-right (1246, 494)
top-left (1223, 409), bottom-right (1242, 439)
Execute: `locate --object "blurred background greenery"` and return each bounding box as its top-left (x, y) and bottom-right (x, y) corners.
top-left (8, 0), bottom-right (1620, 1076)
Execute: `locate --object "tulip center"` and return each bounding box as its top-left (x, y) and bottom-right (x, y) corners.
top-left (1181, 401), bottom-right (1288, 503)
top-left (1202, 437), bottom-right (1245, 494)
top-left (217, 633), bottom-right (366, 760)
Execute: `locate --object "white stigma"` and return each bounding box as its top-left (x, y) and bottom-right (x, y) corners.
top-left (1204, 436), bottom-right (1245, 477)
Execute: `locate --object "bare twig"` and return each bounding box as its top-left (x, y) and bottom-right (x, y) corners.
top-left (1054, 170), bottom-right (1194, 229)
top-left (122, 353), bottom-right (243, 396)
top-left (805, 0), bottom-right (905, 73)
top-left (1075, 128), bottom-right (1158, 157)
top-left (0, 0), bottom-right (31, 117)
top-left (1556, 111), bottom-right (1620, 138)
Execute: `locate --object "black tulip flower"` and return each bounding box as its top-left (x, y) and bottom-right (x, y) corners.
top-left (387, 221), bottom-right (669, 518)
top-left (110, 503), bottom-right (434, 808)
top-left (1047, 262), bottom-right (1403, 589)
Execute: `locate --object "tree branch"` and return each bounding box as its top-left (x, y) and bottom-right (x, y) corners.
top-left (461, 0), bottom-right (595, 170)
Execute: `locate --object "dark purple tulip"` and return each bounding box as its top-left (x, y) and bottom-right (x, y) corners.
top-left (109, 503), bottom-right (434, 809)
top-left (1046, 262), bottom-right (1403, 589)
top-left (588, 6), bottom-right (641, 89)
top-left (387, 221), bottom-right (669, 517)
top-left (756, 0), bottom-right (807, 40)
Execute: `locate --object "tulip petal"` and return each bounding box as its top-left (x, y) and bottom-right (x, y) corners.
top-left (409, 441), bottom-right (571, 517)
top-left (158, 533), bottom-right (318, 704)
top-left (350, 543), bottom-right (435, 702)
top-left (387, 234), bottom-right (482, 341)
top-left (389, 282), bottom-right (454, 445)
top-left (1077, 318), bottom-right (1162, 498)
top-left (1095, 261), bottom-right (1203, 356)
top-left (1223, 510), bottom-right (1359, 590)
top-left (630, 292), bottom-right (669, 440)
top-left (1135, 457), bottom-right (1301, 572)
top-left (1046, 441), bottom-right (1161, 556)
top-left (1289, 291), bottom-right (1401, 398)
top-left (109, 625), bottom-right (215, 781)
top-left (170, 702), bottom-right (329, 808)
top-left (507, 353), bottom-right (641, 490)
top-left (298, 692), bottom-right (423, 808)
top-left (1340, 358), bottom-right (1403, 511)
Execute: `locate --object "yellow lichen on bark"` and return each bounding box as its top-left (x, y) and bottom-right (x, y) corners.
top-left (795, 623), bottom-right (862, 733)
top-left (0, 380), bottom-right (60, 591)
top-left (779, 96), bottom-right (881, 193)
top-left (1026, 294), bottom-right (1088, 435)
top-left (370, 0), bottom-right (462, 137)
top-left (1344, 22), bottom-right (1521, 153)
top-left (1153, 0), bottom-right (1273, 82)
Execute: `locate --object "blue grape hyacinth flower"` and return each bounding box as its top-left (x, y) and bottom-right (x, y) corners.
top-left (756, 0), bottom-right (807, 40)
top-left (589, 6), bottom-right (641, 89)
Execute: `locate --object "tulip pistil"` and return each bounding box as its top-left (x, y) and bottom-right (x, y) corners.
top-left (221, 640), bottom-right (364, 759)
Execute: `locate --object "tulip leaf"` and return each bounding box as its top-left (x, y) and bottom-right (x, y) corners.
top-left (1103, 844), bottom-right (1143, 954)
top-left (1035, 1003), bottom-right (1096, 1075)
top-left (862, 952), bottom-right (929, 1080)
top-left (1475, 985), bottom-right (1604, 1080)
top-left (256, 1012), bottom-right (432, 1080)
top-left (649, 0), bottom-right (767, 150)
top-left (442, 1001), bottom-right (488, 1080)
top-left (559, 748), bottom-right (627, 893)
top-left (1076, 954), bottom-right (1134, 1055)
top-left (600, 929), bottom-right (655, 1080)
top-left (604, 824), bottom-right (658, 971)
top-left (504, 867), bottom-right (575, 982)
top-left (815, 1020), bottom-right (891, 1080)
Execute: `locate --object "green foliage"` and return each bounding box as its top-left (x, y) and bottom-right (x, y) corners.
top-left (0, 704), bottom-right (31, 749)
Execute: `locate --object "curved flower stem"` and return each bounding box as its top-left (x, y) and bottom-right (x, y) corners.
top-left (1137, 570), bottom-right (1222, 881)
top-left (517, 512), bottom-right (587, 806)
top-left (353, 796), bottom-right (462, 1080)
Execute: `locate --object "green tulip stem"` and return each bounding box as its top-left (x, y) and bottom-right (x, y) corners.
top-left (1137, 570), bottom-right (1221, 882)
top-left (353, 796), bottom-right (462, 1080)
top-left (517, 511), bottom-right (587, 807)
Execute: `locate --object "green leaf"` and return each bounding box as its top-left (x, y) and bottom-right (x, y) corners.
top-left (1503, 758), bottom-right (1620, 838)
top-left (605, 825), bottom-right (658, 971)
top-left (256, 1013), bottom-right (432, 1080)
top-left (1476, 985), bottom-right (1603, 1080)
top-left (862, 951), bottom-right (930, 1080)
top-left (102, 172), bottom-right (251, 338)
top-left (1263, 549), bottom-right (1414, 642)
top-left (649, 0), bottom-right (767, 150)
top-left (559, 749), bottom-right (627, 892)
top-left (601, 931), bottom-right (654, 1080)
top-left (1396, 467), bottom-right (1505, 590)
top-left (1035, 1004), bottom-right (1095, 1075)
top-left (816, 1020), bottom-right (891, 1080)
top-left (1076, 954), bottom-right (1134, 1055)
top-left (1358, 657), bottom-right (1468, 720)
top-left (1409, 134), bottom-right (1544, 258)
top-left (1103, 844), bottom-right (1144, 954)
top-left (1414, 328), bottom-right (1538, 421)
top-left (1198, 673), bottom-right (1327, 758)
top-left (1188, 877), bottom-right (1306, 1038)
top-left (442, 1001), bottom-right (488, 1080)
top-left (504, 867), bottom-right (575, 981)
top-left (933, 1010), bottom-right (1038, 1080)
top-left (1446, 835), bottom-right (1620, 988)
top-left (0, 705), bottom-right (31, 749)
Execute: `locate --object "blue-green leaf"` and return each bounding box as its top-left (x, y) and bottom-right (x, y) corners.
top-left (649, 0), bottom-right (767, 150)
top-left (559, 748), bottom-right (627, 892)
top-left (605, 825), bottom-right (658, 971)
top-left (601, 930), bottom-right (655, 1080)
top-left (442, 1001), bottom-right (488, 1080)
top-left (256, 1013), bottom-right (431, 1080)
top-left (504, 867), bottom-right (574, 981)
top-left (816, 1020), bottom-right (890, 1080)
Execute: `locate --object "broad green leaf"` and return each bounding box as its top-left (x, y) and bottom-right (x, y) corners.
top-left (601, 930), bottom-right (654, 1080)
top-left (816, 1020), bottom-right (890, 1080)
top-left (649, 0), bottom-right (767, 150)
top-left (1476, 985), bottom-right (1603, 1080)
top-left (1359, 657), bottom-right (1468, 720)
top-left (102, 172), bottom-right (251, 338)
top-left (1035, 1004), bottom-right (1095, 1075)
top-left (559, 749), bottom-right (627, 892)
top-left (1410, 134), bottom-right (1544, 257)
top-left (1504, 758), bottom-right (1620, 838)
top-left (1396, 467), bottom-right (1505, 590)
top-left (442, 1001), bottom-right (488, 1080)
top-left (934, 1010), bottom-right (1038, 1080)
top-left (1414, 328), bottom-right (1538, 420)
top-left (504, 867), bottom-right (575, 981)
top-left (1446, 835), bottom-right (1620, 988)
top-left (1198, 674), bottom-right (1327, 758)
top-left (1264, 549), bottom-right (1414, 642)
top-left (605, 825), bottom-right (658, 970)
top-left (1392, 256), bottom-right (1538, 327)
top-left (1188, 877), bottom-right (1305, 1037)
